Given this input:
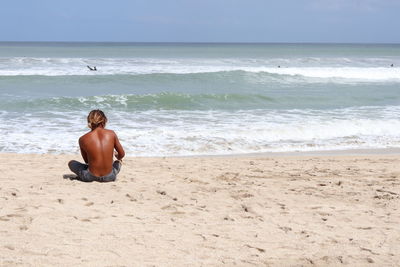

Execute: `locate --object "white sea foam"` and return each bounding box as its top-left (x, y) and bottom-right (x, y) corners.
top-left (1, 106), bottom-right (400, 155)
top-left (0, 57), bottom-right (399, 82)
top-left (262, 67), bottom-right (400, 81)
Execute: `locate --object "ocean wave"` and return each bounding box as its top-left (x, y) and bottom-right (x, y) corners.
top-left (0, 56), bottom-right (399, 81)
top-left (0, 93), bottom-right (277, 111)
top-left (0, 106), bottom-right (399, 155)
top-left (2, 89), bottom-right (399, 112)
top-left (0, 67), bottom-right (399, 81)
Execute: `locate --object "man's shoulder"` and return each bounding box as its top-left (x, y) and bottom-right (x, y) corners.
top-left (79, 132), bottom-right (90, 144)
top-left (103, 128), bottom-right (116, 136)
top-left (97, 128), bottom-right (117, 139)
top-left (79, 128), bottom-right (116, 143)
top-left (79, 130), bottom-right (93, 139)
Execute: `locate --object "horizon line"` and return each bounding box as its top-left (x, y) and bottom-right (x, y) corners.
top-left (0, 41), bottom-right (399, 45)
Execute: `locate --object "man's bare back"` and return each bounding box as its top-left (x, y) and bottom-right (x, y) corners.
top-left (79, 127), bottom-right (125, 176)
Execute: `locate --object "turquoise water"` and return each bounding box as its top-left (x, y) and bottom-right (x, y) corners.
top-left (0, 42), bottom-right (399, 155)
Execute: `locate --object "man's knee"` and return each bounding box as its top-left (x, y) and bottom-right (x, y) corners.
top-left (68, 160), bottom-right (74, 170)
top-left (68, 160), bottom-right (84, 174)
top-left (113, 160), bottom-right (122, 173)
top-left (68, 160), bottom-right (78, 170)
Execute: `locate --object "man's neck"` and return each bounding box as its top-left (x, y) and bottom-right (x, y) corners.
top-left (91, 126), bottom-right (104, 132)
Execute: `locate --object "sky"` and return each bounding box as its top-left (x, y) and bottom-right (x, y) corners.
top-left (1, 0), bottom-right (399, 43)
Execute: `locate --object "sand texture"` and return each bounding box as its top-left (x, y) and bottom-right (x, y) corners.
top-left (0, 153), bottom-right (399, 266)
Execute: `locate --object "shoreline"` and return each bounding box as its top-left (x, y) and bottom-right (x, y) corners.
top-left (2, 147), bottom-right (400, 159)
top-left (182, 147), bottom-right (400, 158)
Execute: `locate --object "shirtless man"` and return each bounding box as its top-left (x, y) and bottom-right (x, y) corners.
top-left (68, 110), bottom-right (125, 182)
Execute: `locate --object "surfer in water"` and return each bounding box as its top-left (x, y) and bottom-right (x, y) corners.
top-left (87, 65), bottom-right (97, 71)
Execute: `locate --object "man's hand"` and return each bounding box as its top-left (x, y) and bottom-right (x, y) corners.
top-left (114, 151), bottom-right (123, 161)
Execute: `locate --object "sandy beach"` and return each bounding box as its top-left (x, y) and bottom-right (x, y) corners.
top-left (0, 153), bottom-right (398, 266)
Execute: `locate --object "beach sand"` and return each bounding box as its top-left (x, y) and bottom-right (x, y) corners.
top-left (0, 153), bottom-right (399, 266)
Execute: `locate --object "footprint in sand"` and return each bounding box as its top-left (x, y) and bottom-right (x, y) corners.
top-left (215, 172), bottom-right (240, 182)
top-left (242, 204), bottom-right (250, 213)
top-left (125, 193), bottom-right (137, 201)
top-left (245, 244), bottom-right (265, 253)
top-left (156, 190), bottom-right (167, 195)
top-left (4, 245), bottom-right (15, 250)
top-left (231, 191), bottom-right (254, 200)
top-left (279, 226), bottom-right (292, 233)
top-left (223, 215), bottom-right (235, 221)
top-left (366, 258), bottom-right (374, 263)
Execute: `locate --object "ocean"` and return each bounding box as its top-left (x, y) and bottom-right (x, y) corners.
top-left (0, 42), bottom-right (399, 156)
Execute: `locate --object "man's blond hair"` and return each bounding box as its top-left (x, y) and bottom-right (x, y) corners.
top-left (87, 109), bottom-right (107, 129)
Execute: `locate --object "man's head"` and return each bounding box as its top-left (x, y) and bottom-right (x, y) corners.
top-left (87, 109), bottom-right (107, 130)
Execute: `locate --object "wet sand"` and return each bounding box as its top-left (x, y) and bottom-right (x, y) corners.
top-left (0, 153), bottom-right (399, 266)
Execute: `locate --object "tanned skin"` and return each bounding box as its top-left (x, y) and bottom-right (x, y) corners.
top-left (79, 126), bottom-right (125, 177)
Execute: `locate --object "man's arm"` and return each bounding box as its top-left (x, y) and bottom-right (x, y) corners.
top-left (79, 137), bottom-right (89, 163)
top-left (114, 132), bottom-right (125, 160)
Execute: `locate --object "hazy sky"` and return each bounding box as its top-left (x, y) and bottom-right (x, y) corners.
top-left (1, 0), bottom-right (399, 43)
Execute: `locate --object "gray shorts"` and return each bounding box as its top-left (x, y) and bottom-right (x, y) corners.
top-left (68, 160), bottom-right (121, 182)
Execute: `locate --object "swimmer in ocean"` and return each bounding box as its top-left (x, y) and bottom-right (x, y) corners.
top-left (87, 65), bottom-right (97, 71)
